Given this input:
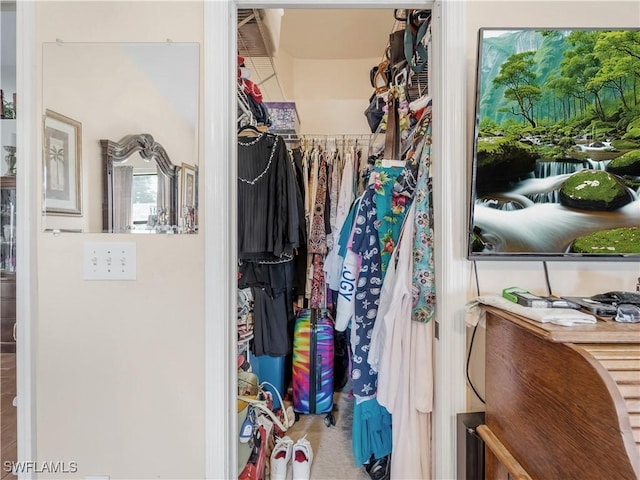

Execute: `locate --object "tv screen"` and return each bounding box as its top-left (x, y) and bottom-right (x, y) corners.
top-left (468, 28), bottom-right (640, 260)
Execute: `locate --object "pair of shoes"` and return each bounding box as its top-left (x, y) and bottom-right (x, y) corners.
top-left (270, 435), bottom-right (313, 480)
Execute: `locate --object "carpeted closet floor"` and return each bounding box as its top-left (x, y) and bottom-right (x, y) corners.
top-left (276, 390), bottom-right (370, 480)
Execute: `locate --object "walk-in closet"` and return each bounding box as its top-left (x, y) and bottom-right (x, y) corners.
top-left (235, 8), bottom-right (434, 479)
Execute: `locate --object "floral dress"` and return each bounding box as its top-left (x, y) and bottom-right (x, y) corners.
top-left (411, 101), bottom-right (436, 323)
top-left (373, 165), bottom-right (412, 274)
top-left (349, 163), bottom-right (407, 397)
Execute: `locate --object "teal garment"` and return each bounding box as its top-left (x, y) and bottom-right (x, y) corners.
top-left (371, 163), bottom-right (411, 275)
top-left (411, 101), bottom-right (436, 323)
top-left (352, 397), bottom-right (393, 467)
top-left (338, 197), bottom-right (361, 258)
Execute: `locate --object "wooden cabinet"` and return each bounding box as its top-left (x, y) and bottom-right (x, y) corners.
top-left (480, 306), bottom-right (640, 480)
top-left (0, 176), bottom-right (16, 354)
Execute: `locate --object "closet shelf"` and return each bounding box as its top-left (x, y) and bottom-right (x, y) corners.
top-left (238, 8), bottom-right (285, 101)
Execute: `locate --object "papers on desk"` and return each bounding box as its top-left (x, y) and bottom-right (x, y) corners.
top-left (466, 295), bottom-right (597, 327)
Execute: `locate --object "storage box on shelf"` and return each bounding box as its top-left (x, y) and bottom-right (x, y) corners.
top-left (264, 101), bottom-right (300, 134)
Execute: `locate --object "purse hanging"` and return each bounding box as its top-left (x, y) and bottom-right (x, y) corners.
top-left (387, 29), bottom-right (406, 67)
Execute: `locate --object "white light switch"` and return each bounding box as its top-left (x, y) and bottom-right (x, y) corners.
top-left (84, 242), bottom-right (136, 280)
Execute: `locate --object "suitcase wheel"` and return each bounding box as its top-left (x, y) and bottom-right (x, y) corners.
top-left (324, 412), bottom-right (335, 427)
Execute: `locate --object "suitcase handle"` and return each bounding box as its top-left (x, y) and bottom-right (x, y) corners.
top-left (315, 355), bottom-right (323, 392)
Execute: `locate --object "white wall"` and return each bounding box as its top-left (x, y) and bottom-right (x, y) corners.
top-left (35, 2), bottom-right (205, 478)
top-left (464, 0), bottom-right (640, 412)
top-left (271, 50), bottom-right (378, 135)
top-left (289, 57), bottom-right (378, 135)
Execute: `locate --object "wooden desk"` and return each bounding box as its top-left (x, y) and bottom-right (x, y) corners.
top-left (481, 306), bottom-right (640, 480)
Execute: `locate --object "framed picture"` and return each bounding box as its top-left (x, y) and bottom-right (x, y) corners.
top-left (468, 28), bottom-right (640, 261)
top-left (181, 162), bottom-right (196, 211)
top-left (43, 109), bottom-right (82, 215)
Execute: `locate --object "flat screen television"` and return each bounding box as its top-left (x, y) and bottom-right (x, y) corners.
top-left (468, 28), bottom-right (640, 260)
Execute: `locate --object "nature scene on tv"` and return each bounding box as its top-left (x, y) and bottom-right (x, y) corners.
top-left (470, 28), bottom-right (640, 257)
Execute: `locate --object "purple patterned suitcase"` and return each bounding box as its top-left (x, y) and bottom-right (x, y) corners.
top-left (292, 308), bottom-right (335, 425)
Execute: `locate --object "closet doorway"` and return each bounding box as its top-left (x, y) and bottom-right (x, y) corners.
top-left (234, 5), bottom-right (434, 480)
top-left (204, 1), bottom-right (467, 479)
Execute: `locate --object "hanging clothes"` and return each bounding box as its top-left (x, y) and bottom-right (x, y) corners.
top-left (324, 146), bottom-right (357, 292)
top-left (348, 162), bottom-right (406, 398)
top-left (410, 101), bottom-right (436, 323)
top-left (237, 131), bottom-right (303, 357)
top-left (288, 136), bottom-right (369, 307)
top-left (308, 149), bottom-right (329, 309)
top-left (237, 132), bottom-right (300, 263)
top-left (327, 147), bottom-right (341, 250)
top-left (332, 197), bottom-right (363, 332)
top-left (289, 147), bottom-right (309, 299)
top-left (371, 202), bottom-right (433, 479)
top-left (238, 261), bottom-right (296, 357)
top-left (351, 397), bottom-right (393, 467)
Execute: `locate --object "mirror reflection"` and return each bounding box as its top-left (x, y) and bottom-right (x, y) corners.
top-left (100, 133), bottom-right (193, 234)
top-left (41, 42), bottom-right (199, 233)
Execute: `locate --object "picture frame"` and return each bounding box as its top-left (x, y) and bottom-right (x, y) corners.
top-left (181, 162), bottom-right (196, 212)
top-left (468, 28), bottom-right (640, 261)
top-left (43, 109), bottom-right (82, 216)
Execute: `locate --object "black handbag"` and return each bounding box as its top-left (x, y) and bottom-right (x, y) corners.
top-left (364, 94), bottom-right (385, 133)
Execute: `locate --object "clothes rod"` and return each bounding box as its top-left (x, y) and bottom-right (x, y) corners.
top-left (278, 133), bottom-right (373, 141)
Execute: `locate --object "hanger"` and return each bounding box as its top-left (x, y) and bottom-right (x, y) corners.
top-left (394, 9), bottom-right (407, 21)
top-left (394, 66), bottom-right (408, 87)
top-left (237, 124), bottom-right (263, 137)
top-left (409, 94), bottom-right (431, 113)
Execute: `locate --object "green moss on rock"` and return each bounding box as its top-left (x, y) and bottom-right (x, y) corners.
top-left (476, 138), bottom-right (538, 193)
top-left (569, 227), bottom-right (640, 254)
top-left (611, 139), bottom-right (639, 150)
top-left (559, 170), bottom-right (631, 211)
top-left (608, 149), bottom-right (640, 176)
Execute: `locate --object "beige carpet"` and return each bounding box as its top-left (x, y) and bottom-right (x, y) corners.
top-left (273, 391), bottom-right (370, 480)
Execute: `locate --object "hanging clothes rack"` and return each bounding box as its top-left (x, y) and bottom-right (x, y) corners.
top-left (279, 133), bottom-right (373, 143)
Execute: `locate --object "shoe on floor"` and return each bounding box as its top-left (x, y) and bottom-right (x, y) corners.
top-left (365, 454), bottom-right (390, 480)
top-left (292, 435), bottom-right (313, 480)
top-left (238, 425), bottom-right (267, 480)
top-left (270, 435), bottom-right (294, 480)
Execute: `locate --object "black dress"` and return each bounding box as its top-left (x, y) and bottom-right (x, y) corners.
top-left (237, 132), bottom-right (301, 356)
top-left (237, 132), bottom-right (300, 263)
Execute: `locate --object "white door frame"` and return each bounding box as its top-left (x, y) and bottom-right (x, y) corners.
top-left (203, 1), bottom-right (468, 479)
top-left (15, 1), bottom-right (37, 478)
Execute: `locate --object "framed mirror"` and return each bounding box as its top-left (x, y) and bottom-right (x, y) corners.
top-left (41, 41), bottom-right (199, 233)
top-left (101, 134), bottom-right (185, 234)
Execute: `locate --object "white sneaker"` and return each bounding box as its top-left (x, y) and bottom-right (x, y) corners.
top-left (270, 435), bottom-right (294, 480)
top-left (292, 435), bottom-right (313, 480)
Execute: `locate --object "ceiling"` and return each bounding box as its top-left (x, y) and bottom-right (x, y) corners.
top-left (238, 8), bottom-right (399, 100)
top-left (278, 9), bottom-right (396, 60)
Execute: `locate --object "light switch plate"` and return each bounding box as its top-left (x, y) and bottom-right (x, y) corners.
top-left (84, 242), bottom-right (136, 280)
